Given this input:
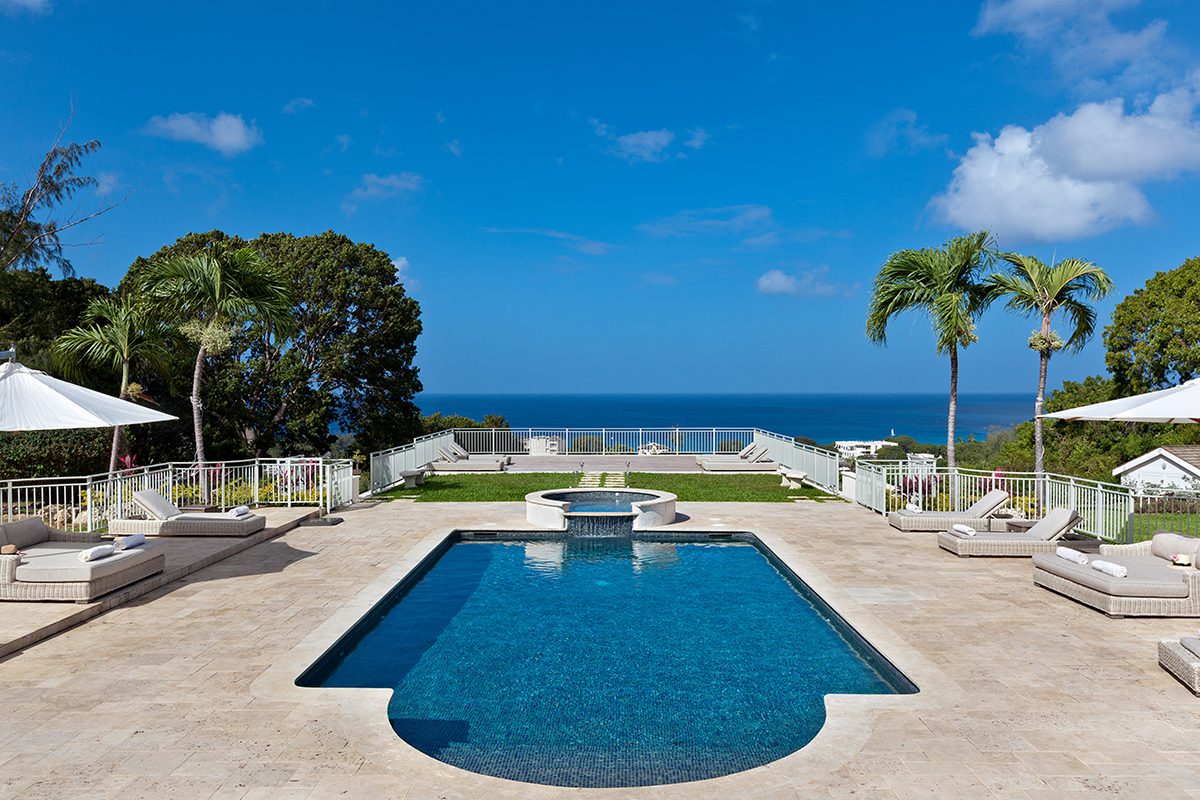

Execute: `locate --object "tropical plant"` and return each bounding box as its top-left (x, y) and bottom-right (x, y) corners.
top-left (866, 231), bottom-right (995, 468)
top-left (139, 243), bottom-right (292, 466)
top-left (53, 295), bottom-right (170, 472)
top-left (987, 253), bottom-right (1113, 474)
top-left (1105, 256), bottom-right (1200, 393)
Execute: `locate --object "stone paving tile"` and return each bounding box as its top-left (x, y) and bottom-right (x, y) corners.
top-left (2, 499), bottom-right (1200, 798)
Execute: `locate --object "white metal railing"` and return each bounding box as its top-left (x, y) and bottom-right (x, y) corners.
top-left (850, 460), bottom-right (1193, 542)
top-left (0, 456), bottom-right (355, 533)
top-left (369, 427), bottom-right (842, 494)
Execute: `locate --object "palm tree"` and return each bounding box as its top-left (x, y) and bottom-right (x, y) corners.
top-left (866, 231), bottom-right (995, 468)
top-left (987, 254), bottom-right (1113, 474)
top-left (141, 244), bottom-right (292, 466)
top-left (53, 296), bottom-right (169, 473)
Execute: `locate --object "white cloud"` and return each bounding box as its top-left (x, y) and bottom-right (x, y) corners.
top-left (482, 227), bottom-right (610, 255)
top-left (865, 108), bottom-right (947, 157)
top-left (684, 128), bottom-right (709, 150)
top-left (638, 205), bottom-right (773, 237)
top-left (931, 78), bottom-right (1200, 240)
top-left (144, 112), bottom-right (263, 156)
top-left (444, 139), bottom-right (463, 157)
top-left (334, 133), bottom-right (352, 153)
top-left (342, 172), bottom-right (426, 215)
top-left (590, 118), bottom-right (682, 163)
top-left (281, 97), bottom-right (315, 114)
top-left (613, 129), bottom-right (674, 162)
top-left (975, 0), bottom-right (1174, 93)
top-left (0, 0), bottom-right (49, 13)
top-left (94, 172), bottom-right (119, 197)
top-left (756, 266), bottom-right (856, 298)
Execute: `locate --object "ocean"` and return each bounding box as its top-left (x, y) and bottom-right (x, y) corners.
top-left (416, 393), bottom-right (1032, 444)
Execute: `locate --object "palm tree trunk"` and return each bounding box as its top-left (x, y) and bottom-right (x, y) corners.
top-left (191, 345), bottom-right (207, 465)
top-left (108, 361), bottom-right (130, 475)
top-left (947, 345), bottom-right (958, 469)
top-left (1034, 313), bottom-right (1051, 475)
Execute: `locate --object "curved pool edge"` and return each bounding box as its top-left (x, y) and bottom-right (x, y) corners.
top-left (524, 487), bottom-right (677, 530)
top-left (253, 511), bottom-right (963, 798)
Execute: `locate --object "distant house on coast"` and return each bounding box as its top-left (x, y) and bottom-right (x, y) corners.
top-left (1112, 446), bottom-right (1200, 491)
top-left (834, 440), bottom-right (891, 459)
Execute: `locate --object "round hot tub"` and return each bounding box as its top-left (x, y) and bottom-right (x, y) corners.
top-left (526, 488), bottom-right (677, 531)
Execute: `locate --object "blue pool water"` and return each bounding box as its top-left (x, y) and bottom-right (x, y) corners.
top-left (543, 490), bottom-right (655, 512)
top-left (298, 533), bottom-right (916, 787)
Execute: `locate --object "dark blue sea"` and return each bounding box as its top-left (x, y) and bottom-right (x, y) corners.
top-left (416, 393), bottom-right (1031, 444)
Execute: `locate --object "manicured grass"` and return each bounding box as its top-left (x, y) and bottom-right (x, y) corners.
top-left (373, 471), bottom-right (840, 503)
top-left (627, 472), bottom-right (837, 502)
top-left (1129, 513), bottom-right (1200, 543)
top-left (377, 472), bottom-right (579, 502)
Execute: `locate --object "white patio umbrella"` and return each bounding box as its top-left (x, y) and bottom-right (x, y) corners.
top-left (0, 357), bottom-right (177, 431)
top-left (1041, 378), bottom-right (1200, 424)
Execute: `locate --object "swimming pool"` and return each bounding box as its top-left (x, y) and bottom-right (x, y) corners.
top-left (297, 532), bottom-right (916, 787)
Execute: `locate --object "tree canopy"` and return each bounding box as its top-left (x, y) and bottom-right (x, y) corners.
top-left (1105, 256), bottom-right (1200, 393)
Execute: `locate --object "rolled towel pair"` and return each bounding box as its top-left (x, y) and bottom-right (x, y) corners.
top-left (951, 523), bottom-right (976, 536)
top-left (1091, 559), bottom-right (1127, 578)
top-left (1055, 546), bottom-right (1088, 565)
top-left (114, 533), bottom-right (145, 551)
top-left (78, 544), bottom-right (115, 562)
top-left (227, 505), bottom-right (251, 518)
top-left (904, 503), bottom-right (922, 513)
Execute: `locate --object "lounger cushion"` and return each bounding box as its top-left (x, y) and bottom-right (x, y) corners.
top-left (962, 489), bottom-right (1010, 518)
top-left (1151, 532), bottom-right (1200, 561)
top-left (949, 530), bottom-right (1040, 542)
top-left (1032, 553), bottom-right (1190, 598)
top-left (134, 490), bottom-right (182, 520)
top-left (14, 542), bottom-right (163, 583)
top-left (1, 517), bottom-right (49, 550)
top-left (1027, 508), bottom-right (1078, 540)
top-left (1182, 637), bottom-right (1200, 660)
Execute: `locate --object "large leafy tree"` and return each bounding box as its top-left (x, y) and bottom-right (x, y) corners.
top-left (214, 231), bottom-right (424, 455)
top-left (53, 296), bottom-right (171, 473)
top-left (987, 254), bottom-right (1113, 474)
top-left (866, 231), bottom-right (995, 468)
top-left (140, 243), bottom-right (293, 464)
top-left (0, 267), bottom-right (109, 372)
top-left (1105, 256), bottom-right (1200, 393)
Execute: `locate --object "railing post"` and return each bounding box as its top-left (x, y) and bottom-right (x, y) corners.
top-left (85, 476), bottom-right (94, 532)
top-left (491, 428), bottom-right (497, 455)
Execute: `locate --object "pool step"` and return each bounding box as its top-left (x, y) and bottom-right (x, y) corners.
top-left (577, 472), bottom-right (604, 487)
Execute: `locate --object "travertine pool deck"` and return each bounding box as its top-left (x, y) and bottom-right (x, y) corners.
top-left (2, 499), bottom-right (1200, 799)
top-left (0, 506), bottom-right (320, 660)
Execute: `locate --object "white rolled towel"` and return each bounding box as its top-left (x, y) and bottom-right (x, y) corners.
top-left (78, 544), bottom-right (115, 562)
top-left (951, 523), bottom-right (976, 536)
top-left (1055, 546), bottom-right (1088, 565)
top-left (905, 503), bottom-right (922, 513)
top-left (1091, 560), bottom-right (1128, 578)
top-left (228, 505), bottom-right (251, 518)
top-left (114, 533), bottom-right (145, 551)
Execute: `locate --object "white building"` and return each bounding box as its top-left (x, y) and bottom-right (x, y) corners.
top-left (1112, 446), bottom-right (1200, 491)
top-left (834, 439), bottom-right (892, 459)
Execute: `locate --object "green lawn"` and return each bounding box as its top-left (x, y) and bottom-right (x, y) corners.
top-left (376, 472), bottom-right (580, 502)
top-left (627, 472), bottom-right (836, 502)
top-left (1129, 513), bottom-right (1200, 543)
top-left (374, 471), bottom-right (838, 503)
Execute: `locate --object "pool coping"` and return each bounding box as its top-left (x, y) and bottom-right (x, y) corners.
top-left (251, 521), bottom-right (960, 797)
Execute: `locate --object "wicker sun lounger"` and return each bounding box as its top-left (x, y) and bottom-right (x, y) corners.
top-left (699, 451), bottom-right (777, 472)
top-left (447, 441), bottom-right (511, 465)
top-left (0, 517), bottom-right (164, 602)
top-left (694, 443), bottom-right (759, 466)
top-left (1159, 638), bottom-right (1200, 695)
top-left (108, 490), bottom-right (267, 537)
top-left (887, 489), bottom-right (1009, 532)
top-left (1032, 532), bottom-right (1200, 617)
top-left (431, 448), bottom-right (505, 472)
top-left (937, 507), bottom-right (1081, 557)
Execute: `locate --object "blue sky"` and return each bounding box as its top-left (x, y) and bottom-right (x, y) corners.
top-left (3, 0), bottom-right (1200, 394)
